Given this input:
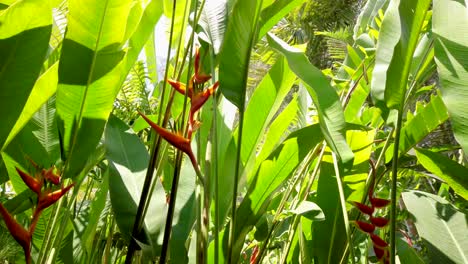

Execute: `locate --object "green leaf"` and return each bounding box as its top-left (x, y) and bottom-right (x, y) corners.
top-left (258, 0), bottom-right (307, 38)
top-left (433, 0), bottom-right (468, 155)
top-left (399, 94), bottom-right (449, 154)
top-left (396, 235), bottom-right (425, 264)
top-left (3, 63), bottom-right (59, 151)
top-left (79, 170), bottom-right (109, 255)
top-left (291, 201), bottom-right (325, 221)
top-left (0, 0), bottom-right (52, 149)
top-left (371, 0), bottom-right (431, 109)
top-left (267, 33), bottom-right (354, 167)
top-left (57, 0), bottom-right (134, 178)
top-left (414, 148), bottom-right (468, 201)
top-left (105, 115), bottom-right (165, 245)
top-left (241, 58), bottom-right (295, 165)
top-left (219, 0), bottom-right (262, 109)
top-left (311, 152), bottom-right (347, 264)
top-left (402, 191), bottom-right (468, 263)
top-left (199, 0), bottom-right (228, 54)
top-left (353, 0), bottom-right (387, 38)
top-left (229, 124), bottom-right (324, 263)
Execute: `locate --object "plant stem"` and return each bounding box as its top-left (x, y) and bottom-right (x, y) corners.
top-left (227, 107), bottom-right (245, 263)
top-left (210, 48), bottom-right (220, 264)
top-left (390, 110), bottom-right (403, 264)
top-left (332, 152), bottom-right (356, 264)
top-left (125, 0), bottom-right (178, 261)
top-left (159, 151), bottom-right (184, 263)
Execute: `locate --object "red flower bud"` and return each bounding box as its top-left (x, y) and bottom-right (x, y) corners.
top-left (370, 233), bottom-right (388, 248)
top-left (15, 168), bottom-right (42, 195)
top-left (190, 82), bottom-right (219, 116)
top-left (167, 79), bottom-right (193, 98)
top-left (369, 197), bottom-right (390, 208)
top-left (0, 203), bottom-right (31, 264)
top-left (250, 245), bottom-right (259, 264)
top-left (37, 184), bottom-right (75, 213)
top-left (373, 245), bottom-right (385, 259)
top-left (42, 167), bottom-right (61, 185)
top-left (194, 47), bottom-right (211, 84)
top-left (353, 221), bottom-right (375, 233)
top-left (351, 201), bottom-right (374, 215)
top-left (138, 112), bottom-right (199, 170)
top-left (370, 216), bottom-right (389, 227)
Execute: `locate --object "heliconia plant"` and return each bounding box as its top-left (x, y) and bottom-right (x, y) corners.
top-left (0, 164), bottom-right (74, 263)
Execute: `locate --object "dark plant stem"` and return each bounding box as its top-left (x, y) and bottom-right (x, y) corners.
top-left (159, 151), bottom-right (184, 263)
top-left (390, 110), bottom-right (403, 264)
top-left (125, 1), bottom-right (178, 262)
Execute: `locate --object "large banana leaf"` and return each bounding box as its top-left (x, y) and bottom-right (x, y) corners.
top-left (312, 152), bottom-right (346, 264)
top-left (433, 0), bottom-right (468, 155)
top-left (227, 124), bottom-right (324, 263)
top-left (56, 0), bottom-right (134, 178)
top-left (258, 0), bottom-right (307, 38)
top-left (267, 33), bottom-right (354, 167)
top-left (219, 0), bottom-right (262, 109)
top-left (371, 0), bottom-right (431, 110)
top-left (415, 148), bottom-right (468, 201)
top-left (0, 0), bottom-right (52, 150)
top-left (241, 58), bottom-right (295, 165)
top-left (105, 115), bottom-right (164, 245)
top-left (199, 0), bottom-right (227, 54)
top-left (402, 191), bottom-right (468, 263)
top-left (105, 115), bottom-right (196, 260)
top-left (3, 63), bottom-right (59, 151)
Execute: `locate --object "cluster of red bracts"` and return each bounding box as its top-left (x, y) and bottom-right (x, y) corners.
top-left (352, 195), bottom-right (391, 263)
top-left (0, 165), bottom-right (74, 264)
top-left (139, 47), bottom-right (218, 171)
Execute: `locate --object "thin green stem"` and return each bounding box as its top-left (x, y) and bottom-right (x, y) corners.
top-left (227, 107), bottom-right (244, 263)
top-left (332, 152), bottom-right (356, 264)
top-left (390, 110), bottom-right (403, 264)
top-left (210, 48), bottom-right (220, 264)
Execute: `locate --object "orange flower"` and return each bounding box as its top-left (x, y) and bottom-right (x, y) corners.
top-left (16, 168), bottom-right (42, 195)
top-left (138, 112), bottom-right (199, 170)
top-left (0, 203), bottom-right (31, 264)
top-left (194, 47), bottom-right (212, 84)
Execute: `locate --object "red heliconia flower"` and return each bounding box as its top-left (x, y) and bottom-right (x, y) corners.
top-left (0, 203), bottom-right (31, 264)
top-left (369, 197), bottom-right (390, 208)
top-left (351, 201), bottom-right (374, 215)
top-left (194, 47), bottom-right (212, 84)
top-left (250, 245), bottom-right (259, 264)
top-left (138, 112), bottom-right (199, 169)
top-left (370, 233), bottom-right (388, 248)
top-left (373, 245), bottom-right (385, 260)
top-left (42, 167), bottom-right (61, 185)
top-left (167, 78), bottom-right (194, 98)
top-left (354, 220), bottom-right (375, 233)
top-left (15, 167), bottom-right (42, 195)
top-left (370, 216), bottom-right (389, 227)
top-left (36, 183), bottom-right (75, 213)
top-left (190, 82), bottom-right (219, 115)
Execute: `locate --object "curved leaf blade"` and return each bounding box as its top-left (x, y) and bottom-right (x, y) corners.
top-left (415, 148), bottom-right (468, 201)
top-left (402, 191), bottom-right (468, 263)
top-left (433, 0), bottom-right (468, 155)
top-left (57, 0), bottom-right (133, 178)
top-left (371, 0), bottom-right (431, 109)
top-left (219, 0), bottom-right (262, 109)
top-left (267, 33), bottom-right (354, 167)
top-left (0, 0), bottom-right (52, 149)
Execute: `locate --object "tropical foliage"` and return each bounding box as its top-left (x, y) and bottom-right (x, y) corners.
top-left (0, 0), bottom-right (467, 263)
